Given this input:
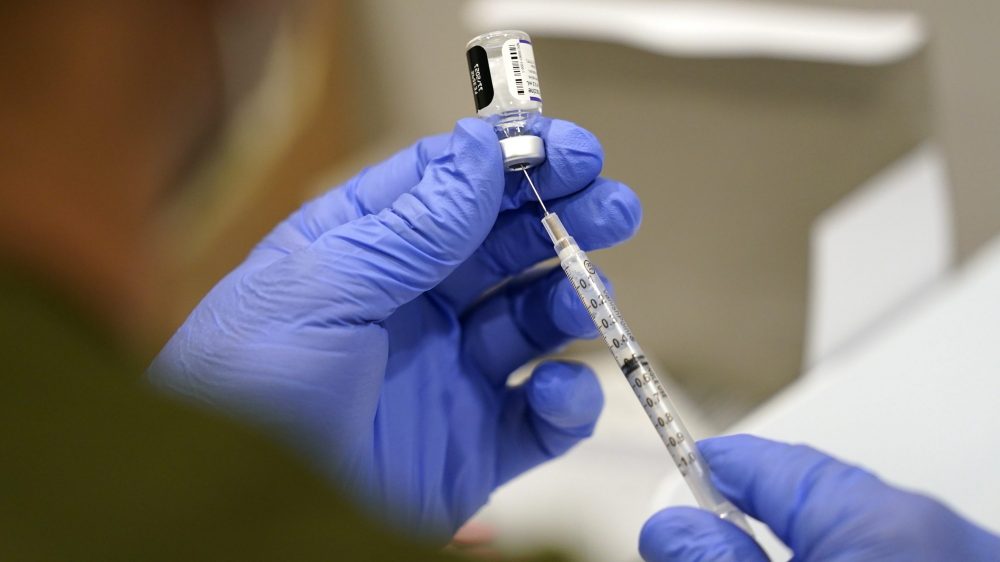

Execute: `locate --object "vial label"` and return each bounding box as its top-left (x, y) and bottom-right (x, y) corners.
top-left (502, 38), bottom-right (542, 103)
top-left (466, 46), bottom-right (494, 110)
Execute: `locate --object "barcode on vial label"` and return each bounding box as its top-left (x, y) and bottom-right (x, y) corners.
top-left (502, 38), bottom-right (541, 103)
top-left (509, 43), bottom-right (525, 95)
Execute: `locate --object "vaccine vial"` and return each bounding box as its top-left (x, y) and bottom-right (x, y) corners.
top-left (466, 30), bottom-right (546, 171)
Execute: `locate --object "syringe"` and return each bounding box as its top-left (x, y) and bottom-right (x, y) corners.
top-left (522, 168), bottom-right (755, 536)
top-left (462, 28), bottom-right (752, 534)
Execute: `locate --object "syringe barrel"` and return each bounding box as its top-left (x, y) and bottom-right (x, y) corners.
top-left (542, 213), bottom-right (754, 535)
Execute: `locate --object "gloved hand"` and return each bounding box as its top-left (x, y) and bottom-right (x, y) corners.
top-left (640, 435), bottom-right (1000, 561)
top-left (149, 117), bottom-right (641, 538)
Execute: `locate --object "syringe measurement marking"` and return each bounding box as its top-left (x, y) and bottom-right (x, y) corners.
top-left (562, 256), bottom-right (699, 477)
top-left (537, 211), bottom-right (753, 534)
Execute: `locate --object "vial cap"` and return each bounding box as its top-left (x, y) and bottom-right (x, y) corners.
top-left (499, 135), bottom-right (546, 171)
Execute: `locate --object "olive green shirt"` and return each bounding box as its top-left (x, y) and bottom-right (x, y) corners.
top-left (1, 272), bottom-right (462, 561)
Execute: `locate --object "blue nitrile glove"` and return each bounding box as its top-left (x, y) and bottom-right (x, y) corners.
top-left (640, 435), bottom-right (1000, 561)
top-left (149, 117), bottom-right (641, 538)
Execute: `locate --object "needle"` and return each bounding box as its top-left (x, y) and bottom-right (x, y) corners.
top-left (521, 167), bottom-right (549, 215)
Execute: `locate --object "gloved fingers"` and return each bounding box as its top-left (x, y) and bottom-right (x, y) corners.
top-left (249, 134), bottom-right (452, 264)
top-left (343, 133), bottom-right (453, 217)
top-left (494, 361), bottom-right (603, 486)
top-left (435, 177), bottom-right (640, 311)
top-left (250, 118), bottom-right (505, 324)
top-left (697, 434), bottom-right (889, 553)
top-left (250, 117), bottom-right (601, 263)
top-left (339, 117), bottom-right (601, 221)
top-left (699, 435), bottom-right (1000, 559)
top-left (639, 507), bottom-right (768, 562)
top-left (500, 118), bottom-right (605, 210)
top-left (460, 267), bottom-right (607, 386)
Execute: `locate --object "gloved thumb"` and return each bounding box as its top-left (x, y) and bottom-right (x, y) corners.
top-left (248, 118), bottom-right (505, 324)
top-left (639, 507), bottom-right (767, 562)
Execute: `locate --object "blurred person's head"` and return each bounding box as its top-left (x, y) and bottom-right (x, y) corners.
top-left (0, 1), bottom-right (282, 337)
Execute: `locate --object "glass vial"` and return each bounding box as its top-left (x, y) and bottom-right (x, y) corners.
top-left (466, 30), bottom-right (546, 171)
